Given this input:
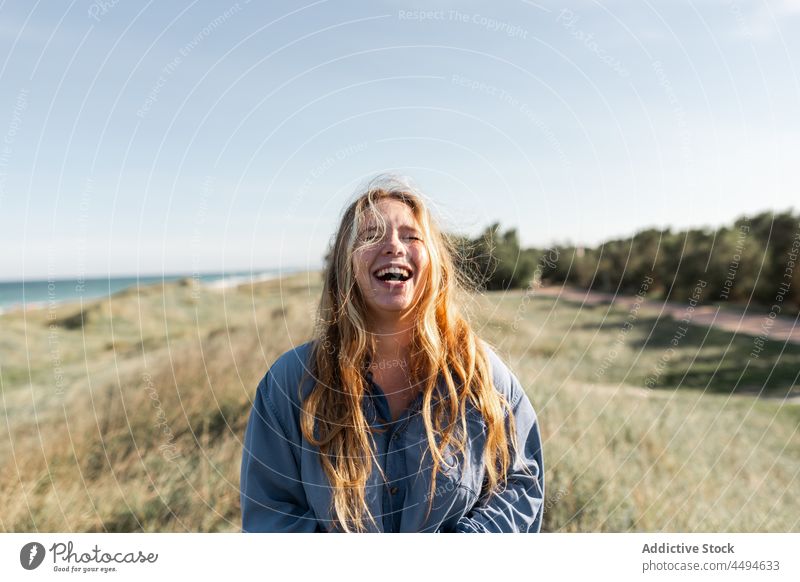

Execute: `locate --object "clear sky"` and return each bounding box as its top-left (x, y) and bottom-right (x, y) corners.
top-left (1, 0), bottom-right (798, 280)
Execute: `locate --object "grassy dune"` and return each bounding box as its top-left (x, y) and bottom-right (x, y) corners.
top-left (1, 273), bottom-right (798, 532)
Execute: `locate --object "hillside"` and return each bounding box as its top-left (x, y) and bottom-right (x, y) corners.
top-left (1, 272), bottom-right (797, 531)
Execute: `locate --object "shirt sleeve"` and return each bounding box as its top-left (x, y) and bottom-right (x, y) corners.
top-left (454, 372), bottom-right (545, 533)
top-left (240, 371), bottom-right (320, 532)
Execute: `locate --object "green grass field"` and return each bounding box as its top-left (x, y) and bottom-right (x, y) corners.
top-left (1, 272), bottom-right (798, 532)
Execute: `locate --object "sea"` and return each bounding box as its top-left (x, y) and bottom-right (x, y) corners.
top-left (0, 268), bottom-right (299, 314)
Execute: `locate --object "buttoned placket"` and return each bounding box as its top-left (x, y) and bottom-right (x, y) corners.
top-left (365, 371), bottom-right (424, 532)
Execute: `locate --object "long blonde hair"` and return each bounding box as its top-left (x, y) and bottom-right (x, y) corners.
top-left (300, 175), bottom-right (516, 532)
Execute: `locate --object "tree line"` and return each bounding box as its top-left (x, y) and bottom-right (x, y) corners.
top-left (452, 209), bottom-right (800, 314)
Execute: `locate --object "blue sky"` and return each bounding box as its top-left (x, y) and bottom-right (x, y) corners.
top-left (1, 0), bottom-right (798, 280)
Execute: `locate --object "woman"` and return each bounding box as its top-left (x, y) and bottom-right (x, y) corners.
top-left (240, 175), bottom-right (544, 532)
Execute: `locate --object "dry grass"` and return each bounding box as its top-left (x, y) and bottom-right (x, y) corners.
top-left (1, 273), bottom-right (797, 531)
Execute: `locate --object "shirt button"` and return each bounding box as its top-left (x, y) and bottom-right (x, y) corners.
top-left (390, 487), bottom-right (399, 495)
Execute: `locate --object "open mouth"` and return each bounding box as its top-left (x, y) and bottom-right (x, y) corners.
top-left (373, 266), bottom-right (413, 283)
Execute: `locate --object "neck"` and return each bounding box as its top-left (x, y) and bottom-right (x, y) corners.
top-left (367, 314), bottom-right (414, 367)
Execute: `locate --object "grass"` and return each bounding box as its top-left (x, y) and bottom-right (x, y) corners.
top-left (0, 273), bottom-right (797, 532)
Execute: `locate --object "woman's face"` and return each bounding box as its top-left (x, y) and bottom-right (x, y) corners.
top-left (352, 198), bottom-right (430, 323)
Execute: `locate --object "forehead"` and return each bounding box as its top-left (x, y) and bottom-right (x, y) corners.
top-left (359, 198), bottom-right (419, 228)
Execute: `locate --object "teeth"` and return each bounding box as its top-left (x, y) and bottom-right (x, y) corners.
top-left (375, 266), bottom-right (411, 278)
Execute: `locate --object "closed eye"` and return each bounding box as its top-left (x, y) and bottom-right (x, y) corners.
top-left (357, 230), bottom-right (380, 242)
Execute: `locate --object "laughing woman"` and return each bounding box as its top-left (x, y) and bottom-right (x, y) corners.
top-left (240, 175), bottom-right (544, 532)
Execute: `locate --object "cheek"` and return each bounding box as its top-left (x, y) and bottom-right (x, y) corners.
top-left (352, 249), bottom-right (373, 283)
top-left (414, 247), bottom-right (430, 276)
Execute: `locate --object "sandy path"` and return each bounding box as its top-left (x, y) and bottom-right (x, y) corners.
top-left (535, 285), bottom-right (800, 346)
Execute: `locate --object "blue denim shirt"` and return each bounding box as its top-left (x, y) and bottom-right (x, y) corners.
top-left (240, 341), bottom-right (544, 532)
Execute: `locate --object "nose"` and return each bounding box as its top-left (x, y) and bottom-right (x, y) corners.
top-left (382, 229), bottom-right (405, 255)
